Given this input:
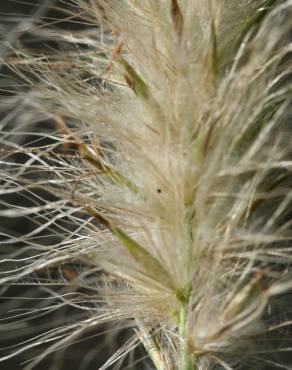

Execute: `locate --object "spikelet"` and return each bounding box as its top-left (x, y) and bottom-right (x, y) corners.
top-left (0, 0), bottom-right (291, 369)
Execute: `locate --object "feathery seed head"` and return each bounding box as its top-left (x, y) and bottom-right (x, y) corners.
top-left (0, 0), bottom-right (292, 369)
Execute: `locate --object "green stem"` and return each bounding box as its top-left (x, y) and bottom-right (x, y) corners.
top-left (179, 304), bottom-right (195, 370)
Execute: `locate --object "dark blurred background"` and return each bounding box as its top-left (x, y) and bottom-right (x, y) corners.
top-left (0, 2), bottom-right (139, 369)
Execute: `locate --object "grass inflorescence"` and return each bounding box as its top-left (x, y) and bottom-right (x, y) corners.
top-left (0, 1), bottom-right (292, 369)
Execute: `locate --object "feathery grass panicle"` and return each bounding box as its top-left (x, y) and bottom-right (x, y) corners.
top-left (0, 0), bottom-right (292, 369)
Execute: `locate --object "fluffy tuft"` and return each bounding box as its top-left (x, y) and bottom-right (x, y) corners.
top-left (0, 1), bottom-right (292, 369)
